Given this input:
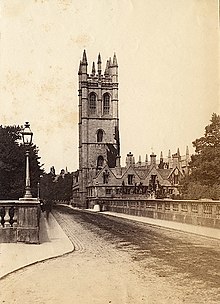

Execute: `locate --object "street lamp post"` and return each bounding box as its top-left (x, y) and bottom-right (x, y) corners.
top-left (21, 122), bottom-right (33, 199)
top-left (18, 122), bottom-right (40, 244)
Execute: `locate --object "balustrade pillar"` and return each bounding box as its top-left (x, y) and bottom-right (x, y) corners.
top-left (0, 200), bottom-right (40, 243)
top-left (4, 207), bottom-right (11, 228)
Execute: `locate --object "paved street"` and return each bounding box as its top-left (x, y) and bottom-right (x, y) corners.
top-left (1, 205), bottom-right (220, 304)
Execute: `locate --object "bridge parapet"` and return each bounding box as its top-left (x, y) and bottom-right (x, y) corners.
top-left (0, 200), bottom-right (40, 243)
top-left (87, 198), bottom-right (220, 229)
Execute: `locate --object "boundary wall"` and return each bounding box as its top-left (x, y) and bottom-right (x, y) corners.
top-left (87, 197), bottom-right (220, 229)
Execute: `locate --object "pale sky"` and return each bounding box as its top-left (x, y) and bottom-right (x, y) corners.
top-left (0, 0), bottom-right (219, 173)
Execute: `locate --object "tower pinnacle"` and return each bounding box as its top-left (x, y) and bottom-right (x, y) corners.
top-left (104, 60), bottom-right (109, 76)
top-left (97, 53), bottom-right (102, 75)
top-left (112, 53), bottom-right (118, 66)
top-left (78, 60), bottom-right (82, 75)
top-left (91, 62), bottom-right (96, 75)
top-left (82, 50), bottom-right (87, 64)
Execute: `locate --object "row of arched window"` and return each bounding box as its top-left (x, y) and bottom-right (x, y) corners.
top-left (89, 93), bottom-right (110, 115)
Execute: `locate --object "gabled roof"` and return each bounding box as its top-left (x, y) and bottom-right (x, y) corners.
top-left (142, 166), bottom-right (172, 187)
top-left (120, 165), bottom-right (143, 180)
top-left (110, 167), bottom-right (127, 177)
top-left (157, 168), bottom-right (173, 179)
top-left (133, 168), bottom-right (149, 179)
top-left (91, 164), bottom-right (119, 184)
top-left (167, 166), bottom-right (184, 179)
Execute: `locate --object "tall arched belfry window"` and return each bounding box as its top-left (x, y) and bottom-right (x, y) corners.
top-left (103, 93), bottom-right (110, 115)
top-left (89, 93), bottom-right (96, 114)
top-left (97, 129), bottom-right (103, 142)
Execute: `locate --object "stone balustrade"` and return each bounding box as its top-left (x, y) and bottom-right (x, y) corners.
top-left (87, 197), bottom-right (220, 229)
top-left (0, 200), bottom-right (41, 243)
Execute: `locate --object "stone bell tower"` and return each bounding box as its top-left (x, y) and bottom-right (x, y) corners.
top-left (78, 50), bottom-right (120, 207)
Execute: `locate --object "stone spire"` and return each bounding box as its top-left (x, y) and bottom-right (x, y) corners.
top-left (78, 60), bottom-right (82, 75)
top-left (108, 57), bottom-right (112, 75)
top-left (97, 53), bottom-right (102, 76)
top-left (111, 53), bottom-right (118, 83)
top-left (81, 50), bottom-right (87, 75)
top-left (82, 49), bottom-right (87, 64)
top-left (91, 62), bottom-right (96, 76)
top-left (112, 53), bottom-right (118, 66)
top-left (104, 60), bottom-right (109, 76)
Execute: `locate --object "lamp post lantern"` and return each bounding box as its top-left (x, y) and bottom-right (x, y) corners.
top-left (21, 122), bottom-right (33, 199)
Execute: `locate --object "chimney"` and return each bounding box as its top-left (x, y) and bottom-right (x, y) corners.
top-left (126, 152), bottom-right (135, 167)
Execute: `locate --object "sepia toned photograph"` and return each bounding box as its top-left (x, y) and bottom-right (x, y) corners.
top-left (0, 1), bottom-right (219, 303)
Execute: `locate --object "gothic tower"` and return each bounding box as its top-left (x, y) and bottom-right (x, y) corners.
top-left (78, 50), bottom-right (120, 207)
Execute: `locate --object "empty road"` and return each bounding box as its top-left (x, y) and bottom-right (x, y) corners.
top-left (1, 205), bottom-right (219, 304)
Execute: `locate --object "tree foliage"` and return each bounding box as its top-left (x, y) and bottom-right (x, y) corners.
top-left (40, 168), bottom-right (73, 203)
top-left (183, 113), bottom-right (220, 199)
top-left (0, 125), bottom-right (44, 199)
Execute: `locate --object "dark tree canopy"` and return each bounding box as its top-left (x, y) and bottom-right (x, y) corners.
top-left (193, 113), bottom-right (220, 153)
top-left (183, 113), bottom-right (220, 199)
top-left (55, 172), bottom-right (73, 201)
top-left (40, 171), bottom-right (56, 201)
top-left (0, 125), bottom-right (44, 199)
top-left (190, 113), bottom-right (220, 186)
top-left (40, 169), bottom-right (73, 202)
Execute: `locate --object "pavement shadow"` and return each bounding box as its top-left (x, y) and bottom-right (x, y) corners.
top-left (39, 213), bottom-right (50, 243)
